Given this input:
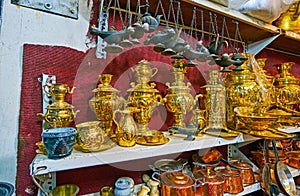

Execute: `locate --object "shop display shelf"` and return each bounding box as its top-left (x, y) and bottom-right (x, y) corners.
top-left (30, 133), bottom-right (259, 175)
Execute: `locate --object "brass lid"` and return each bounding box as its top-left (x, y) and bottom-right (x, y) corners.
top-left (47, 101), bottom-right (73, 109)
top-left (194, 169), bottom-right (224, 184)
top-left (161, 171), bottom-right (195, 188)
top-left (229, 160), bottom-right (252, 170)
top-left (127, 83), bottom-right (159, 93)
top-left (92, 84), bottom-right (119, 93)
top-left (215, 166), bottom-right (240, 177)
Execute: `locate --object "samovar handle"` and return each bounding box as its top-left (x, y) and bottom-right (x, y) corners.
top-left (155, 94), bottom-right (164, 105)
top-left (151, 67), bottom-right (158, 77)
top-left (194, 94), bottom-right (204, 107)
top-left (112, 109), bottom-right (121, 133)
top-left (68, 86), bottom-right (76, 94)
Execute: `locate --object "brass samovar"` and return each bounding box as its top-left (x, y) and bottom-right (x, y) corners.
top-left (164, 58), bottom-right (196, 127)
top-left (37, 83), bottom-right (79, 128)
top-left (90, 74), bottom-right (125, 139)
top-left (225, 53), bottom-right (262, 129)
top-left (127, 60), bottom-right (163, 135)
top-left (274, 62), bottom-right (300, 111)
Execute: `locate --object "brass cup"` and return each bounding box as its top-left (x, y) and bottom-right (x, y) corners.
top-left (143, 131), bottom-right (163, 143)
top-left (49, 184), bottom-right (79, 196)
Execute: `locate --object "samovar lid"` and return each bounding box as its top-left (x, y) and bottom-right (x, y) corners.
top-left (92, 84), bottom-right (119, 93)
top-left (127, 83), bottom-right (159, 93)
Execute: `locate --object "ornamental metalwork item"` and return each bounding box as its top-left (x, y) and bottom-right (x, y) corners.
top-left (90, 74), bottom-right (125, 139)
top-left (37, 83), bottom-right (79, 128)
top-left (164, 58), bottom-right (197, 128)
top-left (113, 107), bottom-right (139, 147)
top-left (225, 53), bottom-right (262, 130)
top-left (127, 60), bottom-right (163, 136)
top-left (202, 70), bottom-right (227, 130)
top-left (274, 62), bottom-right (300, 111)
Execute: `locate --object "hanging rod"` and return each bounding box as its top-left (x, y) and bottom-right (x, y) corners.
top-left (109, 6), bottom-right (245, 45)
top-left (265, 47), bottom-right (300, 58)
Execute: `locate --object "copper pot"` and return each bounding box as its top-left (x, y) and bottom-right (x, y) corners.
top-left (153, 171), bottom-right (197, 196)
top-left (228, 160), bottom-right (255, 185)
top-left (251, 150), bottom-right (287, 168)
top-left (286, 151), bottom-right (300, 169)
top-left (197, 148), bottom-right (223, 164)
top-left (192, 153), bottom-right (220, 172)
top-left (193, 169), bottom-right (224, 196)
top-left (215, 166), bottom-right (244, 194)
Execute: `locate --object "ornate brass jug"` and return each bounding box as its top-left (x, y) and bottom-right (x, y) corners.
top-left (90, 74), bottom-right (125, 138)
top-left (37, 83), bottom-right (79, 128)
top-left (164, 58), bottom-right (197, 127)
top-left (113, 107), bottom-right (139, 147)
top-left (274, 62), bottom-right (300, 110)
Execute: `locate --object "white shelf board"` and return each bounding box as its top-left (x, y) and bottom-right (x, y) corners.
top-left (181, 0), bottom-right (279, 33)
top-left (224, 182), bottom-right (261, 196)
top-left (30, 133), bottom-right (259, 175)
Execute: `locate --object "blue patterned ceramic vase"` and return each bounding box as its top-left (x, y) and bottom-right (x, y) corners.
top-left (114, 178), bottom-right (131, 196)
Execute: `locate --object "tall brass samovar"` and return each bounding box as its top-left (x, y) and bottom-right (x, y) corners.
top-left (127, 60), bottom-right (163, 135)
top-left (91, 74), bottom-right (125, 139)
top-left (164, 58), bottom-right (196, 127)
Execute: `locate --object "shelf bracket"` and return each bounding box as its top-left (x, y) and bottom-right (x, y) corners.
top-left (227, 144), bottom-right (259, 173)
top-left (95, 0), bottom-right (108, 59)
top-left (247, 34), bottom-right (280, 55)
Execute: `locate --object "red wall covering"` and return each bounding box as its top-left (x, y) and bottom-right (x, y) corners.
top-left (18, 43), bottom-right (300, 195)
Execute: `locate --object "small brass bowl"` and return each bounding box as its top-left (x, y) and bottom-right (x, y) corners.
top-left (76, 121), bottom-right (108, 152)
top-left (236, 114), bottom-right (278, 131)
top-left (143, 131), bottom-right (163, 143)
top-left (49, 184), bottom-right (79, 196)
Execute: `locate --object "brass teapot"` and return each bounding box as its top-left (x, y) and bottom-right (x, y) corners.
top-left (37, 83), bottom-right (79, 128)
top-left (275, 1), bottom-right (300, 33)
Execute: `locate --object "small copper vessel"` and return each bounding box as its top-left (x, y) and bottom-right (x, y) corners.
top-left (286, 151), bottom-right (300, 169)
top-left (158, 171), bottom-right (196, 196)
top-left (229, 160), bottom-right (255, 185)
top-left (193, 169), bottom-right (224, 196)
top-left (215, 166), bottom-right (244, 194)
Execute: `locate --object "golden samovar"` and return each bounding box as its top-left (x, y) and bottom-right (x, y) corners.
top-left (225, 53), bottom-right (262, 129)
top-left (164, 58), bottom-right (196, 127)
top-left (274, 62), bottom-right (300, 111)
top-left (127, 60), bottom-right (163, 135)
top-left (37, 83), bottom-right (79, 128)
top-left (90, 74), bottom-right (125, 138)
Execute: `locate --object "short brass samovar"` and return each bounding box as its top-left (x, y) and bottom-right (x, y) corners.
top-left (90, 74), bottom-right (125, 139)
top-left (127, 60), bottom-right (163, 135)
top-left (164, 58), bottom-right (196, 127)
top-left (274, 62), bottom-right (300, 111)
top-left (37, 83), bottom-right (79, 128)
